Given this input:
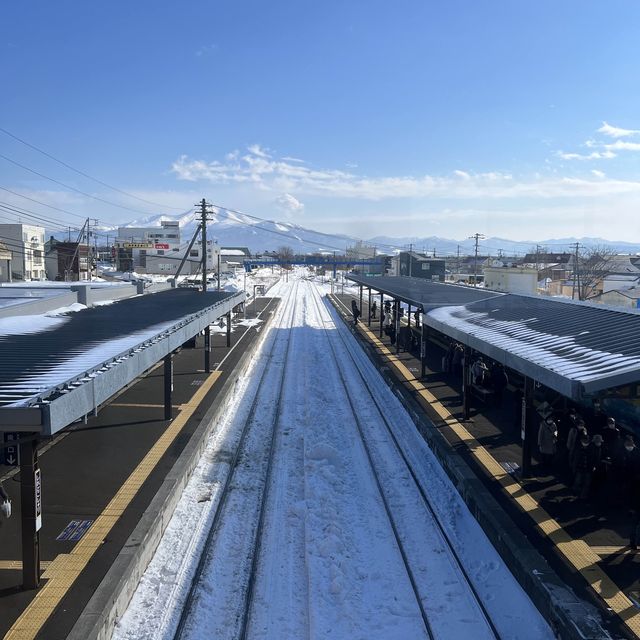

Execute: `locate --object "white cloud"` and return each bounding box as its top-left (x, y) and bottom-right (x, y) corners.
top-left (275, 193), bottom-right (304, 216)
top-left (591, 169), bottom-right (605, 178)
top-left (171, 145), bottom-right (640, 202)
top-left (605, 140), bottom-right (640, 152)
top-left (556, 150), bottom-right (616, 161)
top-left (597, 121), bottom-right (640, 138)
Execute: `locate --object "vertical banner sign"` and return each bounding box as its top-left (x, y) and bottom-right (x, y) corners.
top-left (521, 397), bottom-right (527, 441)
top-left (34, 468), bottom-right (42, 532)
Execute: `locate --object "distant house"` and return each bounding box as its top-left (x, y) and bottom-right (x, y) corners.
top-left (219, 247), bottom-right (251, 273)
top-left (0, 241), bottom-right (12, 282)
top-left (45, 240), bottom-right (90, 281)
top-left (483, 266), bottom-right (538, 295)
top-left (392, 252), bottom-right (446, 281)
top-left (594, 287), bottom-right (640, 310)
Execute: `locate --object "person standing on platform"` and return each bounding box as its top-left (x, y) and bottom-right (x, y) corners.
top-left (371, 300), bottom-right (377, 319)
top-left (538, 416), bottom-right (558, 471)
top-left (0, 482), bottom-right (11, 520)
top-left (572, 433), bottom-right (597, 499)
top-left (490, 364), bottom-right (508, 407)
top-left (351, 299), bottom-right (361, 325)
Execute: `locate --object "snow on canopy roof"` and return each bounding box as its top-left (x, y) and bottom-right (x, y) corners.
top-left (347, 273), bottom-right (640, 399)
top-left (0, 289), bottom-right (240, 412)
top-left (427, 295), bottom-right (640, 399)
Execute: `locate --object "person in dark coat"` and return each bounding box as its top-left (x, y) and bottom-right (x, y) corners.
top-left (572, 433), bottom-right (599, 499)
top-left (490, 364), bottom-right (508, 406)
top-left (371, 300), bottom-right (377, 319)
top-left (617, 435), bottom-right (640, 503)
top-left (351, 299), bottom-right (361, 324)
top-left (538, 416), bottom-right (558, 471)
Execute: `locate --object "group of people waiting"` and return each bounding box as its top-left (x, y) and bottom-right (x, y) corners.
top-left (538, 408), bottom-right (640, 548)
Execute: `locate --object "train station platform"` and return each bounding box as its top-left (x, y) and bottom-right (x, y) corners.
top-left (0, 295), bottom-right (279, 640)
top-left (330, 291), bottom-right (640, 640)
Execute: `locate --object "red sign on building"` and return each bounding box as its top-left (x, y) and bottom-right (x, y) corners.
top-left (154, 243), bottom-right (170, 250)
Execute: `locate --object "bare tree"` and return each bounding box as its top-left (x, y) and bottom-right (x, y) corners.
top-left (277, 245), bottom-right (294, 268)
top-left (575, 245), bottom-right (618, 300)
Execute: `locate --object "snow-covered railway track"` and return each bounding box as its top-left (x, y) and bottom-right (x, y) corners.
top-left (173, 281), bottom-right (301, 640)
top-left (310, 284), bottom-right (502, 639)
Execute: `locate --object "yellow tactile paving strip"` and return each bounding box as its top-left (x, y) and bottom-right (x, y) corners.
top-left (4, 371), bottom-right (222, 640)
top-left (331, 295), bottom-right (640, 636)
top-left (0, 562), bottom-right (51, 571)
top-left (593, 546), bottom-right (639, 556)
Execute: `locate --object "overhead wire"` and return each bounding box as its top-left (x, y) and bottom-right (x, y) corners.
top-left (0, 126), bottom-right (183, 213)
top-left (0, 152), bottom-right (174, 218)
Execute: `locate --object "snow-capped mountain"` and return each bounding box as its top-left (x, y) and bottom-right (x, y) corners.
top-left (84, 210), bottom-right (640, 257)
top-left (96, 209), bottom-right (357, 254)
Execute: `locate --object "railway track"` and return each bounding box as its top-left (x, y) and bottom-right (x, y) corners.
top-left (173, 280), bottom-right (300, 640)
top-left (312, 283), bottom-right (502, 639)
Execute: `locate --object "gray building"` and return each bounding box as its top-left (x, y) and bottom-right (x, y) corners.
top-left (395, 251), bottom-right (446, 281)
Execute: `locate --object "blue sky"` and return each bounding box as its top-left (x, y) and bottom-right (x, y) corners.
top-left (2, 0), bottom-right (640, 243)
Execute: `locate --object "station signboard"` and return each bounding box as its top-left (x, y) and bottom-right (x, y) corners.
top-left (124, 242), bottom-right (154, 249)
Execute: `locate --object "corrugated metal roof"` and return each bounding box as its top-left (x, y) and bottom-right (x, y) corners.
top-left (0, 289), bottom-right (238, 409)
top-left (348, 274), bottom-right (640, 399)
top-left (347, 275), bottom-right (504, 309)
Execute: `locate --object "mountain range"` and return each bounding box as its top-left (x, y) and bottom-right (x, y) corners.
top-left (89, 211), bottom-right (640, 257)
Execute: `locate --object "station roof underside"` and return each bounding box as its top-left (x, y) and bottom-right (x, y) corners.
top-left (0, 288), bottom-right (244, 435)
top-left (347, 274), bottom-right (640, 400)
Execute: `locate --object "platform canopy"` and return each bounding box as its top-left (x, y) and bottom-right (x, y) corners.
top-left (0, 288), bottom-right (245, 435)
top-left (347, 274), bottom-right (640, 400)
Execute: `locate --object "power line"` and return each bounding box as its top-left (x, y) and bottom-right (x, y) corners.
top-left (0, 126), bottom-right (183, 213)
top-left (0, 152), bottom-right (166, 217)
top-left (0, 185), bottom-right (92, 222)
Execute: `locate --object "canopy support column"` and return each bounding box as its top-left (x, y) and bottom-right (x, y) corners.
top-left (521, 376), bottom-right (534, 478)
top-left (462, 346), bottom-right (471, 420)
top-left (420, 316), bottom-right (426, 378)
top-left (395, 299), bottom-right (400, 355)
top-left (204, 325), bottom-right (211, 373)
top-left (163, 353), bottom-right (173, 420)
top-left (20, 436), bottom-right (40, 590)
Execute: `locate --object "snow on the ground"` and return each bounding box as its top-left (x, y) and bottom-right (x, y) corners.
top-left (114, 269), bottom-right (554, 640)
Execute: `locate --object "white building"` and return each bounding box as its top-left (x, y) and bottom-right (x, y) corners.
top-left (0, 224), bottom-right (46, 280)
top-left (483, 266), bottom-right (538, 295)
top-left (346, 240), bottom-right (377, 261)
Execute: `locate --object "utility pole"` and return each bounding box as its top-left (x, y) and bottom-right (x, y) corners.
top-left (197, 198), bottom-right (214, 373)
top-left (469, 233), bottom-right (485, 286)
top-left (571, 242), bottom-right (581, 300)
top-left (197, 198), bottom-right (214, 293)
top-left (86, 217), bottom-right (91, 281)
top-left (408, 243), bottom-right (413, 277)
